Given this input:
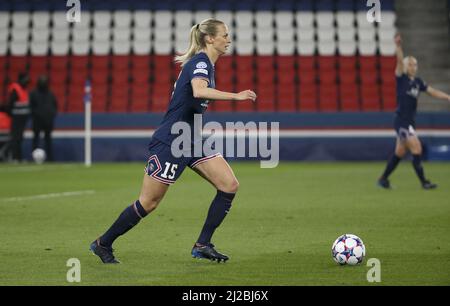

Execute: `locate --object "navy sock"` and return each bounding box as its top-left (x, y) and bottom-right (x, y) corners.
top-left (381, 154), bottom-right (401, 179)
top-left (99, 200), bottom-right (148, 248)
top-left (196, 190), bottom-right (235, 246)
top-left (412, 154), bottom-right (426, 184)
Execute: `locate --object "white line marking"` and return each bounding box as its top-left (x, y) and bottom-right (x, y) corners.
top-left (0, 190), bottom-right (96, 203)
top-left (19, 129), bottom-right (450, 139)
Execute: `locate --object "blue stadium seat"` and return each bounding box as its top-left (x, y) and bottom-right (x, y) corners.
top-left (316, 0), bottom-right (335, 11)
top-left (0, 0), bottom-right (11, 11)
top-left (336, 0), bottom-right (355, 11)
top-left (255, 0), bottom-right (274, 11)
top-left (295, 0), bottom-right (314, 11)
top-left (214, 0), bottom-right (236, 11)
top-left (275, 0), bottom-right (295, 11)
top-left (32, 0), bottom-right (52, 11)
top-left (176, 0), bottom-right (195, 11)
top-left (11, 0), bottom-right (32, 11)
top-left (50, 0), bottom-right (71, 11)
top-left (133, 0), bottom-right (153, 11)
top-left (194, 1), bottom-right (215, 11)
top-left (235, 0), bottom-right (257, 11)
top-left (110, 0), bottom-right (133, 11)
top-left (152, 0), bottom-right (173, 11)
top-left (380, 0), bottom-right (395, 11)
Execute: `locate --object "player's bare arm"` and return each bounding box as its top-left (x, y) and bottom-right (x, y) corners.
top-left (426, 86), bottom-right (450, 102)
top-left (191, 78), bottom-right (257, 101)
top-left (394, 33), bottom-right (404, 76)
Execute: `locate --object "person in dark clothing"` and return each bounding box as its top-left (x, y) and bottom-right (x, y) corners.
top-left (7, 72), bottom-right (31, 162)
top-left (30, 75), bottom-right (58, 162)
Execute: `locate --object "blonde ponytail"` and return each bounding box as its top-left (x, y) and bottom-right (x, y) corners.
top-left (174, 18), bottom-right (225, 67)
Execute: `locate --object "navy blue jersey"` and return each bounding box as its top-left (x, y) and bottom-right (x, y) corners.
top-left (152, 52), bottom-right (215, 146)
top-left (395, 73), bottom-right (428, 123)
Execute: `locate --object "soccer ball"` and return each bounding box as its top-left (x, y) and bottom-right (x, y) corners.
top-left (331, 234), bottom-right (366, 265)
top-left (32, 148), bottom-right (46, 164)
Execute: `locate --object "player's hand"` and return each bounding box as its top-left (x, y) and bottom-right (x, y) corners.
top-left (394, 33), bottom-right (402, 46)
top-left (235, 90), bottom-right (257, 101)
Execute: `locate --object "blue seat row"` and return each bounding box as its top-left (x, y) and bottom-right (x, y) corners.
top-left (0, 0), bottom-right (395, 12)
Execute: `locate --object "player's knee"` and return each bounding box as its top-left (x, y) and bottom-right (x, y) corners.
top-left (221, 179), bottom-right (239, 194)
top-left (138, 196), bottom-right (161, 213)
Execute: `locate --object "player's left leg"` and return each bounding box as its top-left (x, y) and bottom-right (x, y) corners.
top-left (379, 137), bottom-right (407, 189)
top-left (405, 135), bottom-right (437, 189)
top-left (189, 155), bottom-right (239, 262)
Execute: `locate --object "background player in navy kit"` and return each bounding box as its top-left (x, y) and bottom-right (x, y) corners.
top-left (378, 34), bottom-right (450, 190)
top-left (90, 19), bottom-right (257, 263)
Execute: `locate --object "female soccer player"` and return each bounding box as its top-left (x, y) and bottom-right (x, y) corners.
top-left (90, 19), bottom-right (257, 263)
top-left (378, 34), bottom-right (450, 190)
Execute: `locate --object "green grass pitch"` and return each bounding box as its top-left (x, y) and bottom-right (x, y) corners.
top-left (0, 161), bottom-right (449, 285)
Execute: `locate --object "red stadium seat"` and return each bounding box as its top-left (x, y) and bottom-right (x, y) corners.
top-left (360, 72), bottom-right (378, 85)
top-left (319, 69), bottom-right (337, 85)
top-left (359, 56), bottom-right (378, 71)
top-left (277, 89), bottom-right (297, 112)
top-left (67, 85), bottom-right (85, 112)
top-left (91, 55), bottom-right (110, 70)
top-left (381, 84), bottom-right (396, 111)
top-left (9, 56), bottom-right (28, 73)
top-left (111, 55), bottom-right (130, 72)
top-left (277, 56), bottom-right (296, 70)
top-left (50, 56), bottom-right (68, 70)
top-left (339, 69), bottom-right (357, 85)
top-left (338, 56), bottom-right (357, 71)
top-left (216, 55), bottom-right (234, 74)
top-left (256, 56), bottom-right (275, 71)
top-left (70, 56), bottom-right (89, 70)
top-left (299, 69), bottom-right (316, 85)
top-left (319, 85), bottom-right (338, 111)
top-left (132, 69), bottom-right (149, 85)
top-left (91, 68), bottom-right (109, 86)
top-left (298, 56), bottom-right (316, 71)
top-left (110, 86), bottom-right (130, 112)
top-left (235, 72), bottom-right (255, 112)
top-left (91, 84), bottom-right (108, 112)
top-left (151, 84), bottom-right (172, 112)
top-left (340, 85), bottom-right (360, 111)
top-left (298, 84), bottom-right (318, 112)
top-left (318, 56), bottom-right (337, 71)
top-left (256, 84), bottom-right (275, 111)
top-left (235, 56), bottom-right (254, 73)
top-left (131, 86), bottom-right (149, 112)
top-left (379, 56), bottom-right (396, 73)
top-left (361, 86), bottom-right (381, 111)
top-left (51, 86), bottom-right (66, 112)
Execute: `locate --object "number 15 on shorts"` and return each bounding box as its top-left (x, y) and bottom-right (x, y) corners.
top-left (161, 162), bottom-right (178, 180)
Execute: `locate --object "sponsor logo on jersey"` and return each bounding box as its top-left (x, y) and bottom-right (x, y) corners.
top-left (196, 62), bottom-right (208, 69)
top-left (193, 68), bottom-right (208, 75)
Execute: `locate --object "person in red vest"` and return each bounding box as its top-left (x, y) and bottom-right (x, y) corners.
top-left (7, 72), bottom-right (31, 162)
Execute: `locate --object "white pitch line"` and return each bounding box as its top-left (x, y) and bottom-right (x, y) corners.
top-left (0, 190), bottom-right (96, 203)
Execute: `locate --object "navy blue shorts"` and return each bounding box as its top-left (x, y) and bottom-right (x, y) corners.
top-left (394, 118), bottom-right (416, 141)
top-left (144, 140), bottom-right (221, 185)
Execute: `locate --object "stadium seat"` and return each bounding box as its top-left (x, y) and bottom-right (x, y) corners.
top-left (319, 85), bottom-right (338, 111)
top-left (361, 86), bottom-right (381, 111)
top-left (298, 84), bottom-right (318, 112)
top-left (340, 84), bottom-right (360, 111)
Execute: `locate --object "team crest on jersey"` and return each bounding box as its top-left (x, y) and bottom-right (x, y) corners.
top-left (406, 87), bottom-right (420, 98)
top-left (196, 62), bottom-right (208, 69)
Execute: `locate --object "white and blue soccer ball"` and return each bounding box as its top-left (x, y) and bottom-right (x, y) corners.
top-left (32, 148), bottom-right (46, 164)
top-left (332, 234), bottom-right (366, 265)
